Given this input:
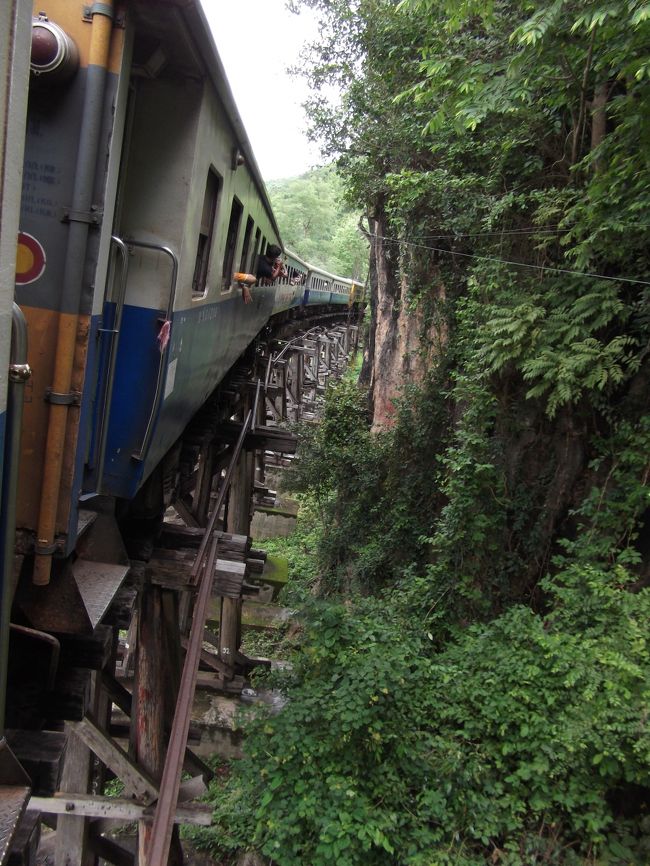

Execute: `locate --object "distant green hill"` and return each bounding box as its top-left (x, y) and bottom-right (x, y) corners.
top-left (267, 166), bottom-right (368, 281)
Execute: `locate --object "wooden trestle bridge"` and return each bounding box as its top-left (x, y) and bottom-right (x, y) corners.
top-left (0, 320), bottom-right (359, 866)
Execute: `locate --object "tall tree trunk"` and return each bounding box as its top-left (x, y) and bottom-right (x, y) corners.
top-left (591, 81), bottom-right (609, 170)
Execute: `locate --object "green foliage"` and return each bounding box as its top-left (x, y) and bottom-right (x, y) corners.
top-left (285, 373), bottom-right (448, 594)
top-left (192, 1), bottom-right (650, 863)
top-left (192, 566), bottom-right (650, 865)
top-left (103, 777), bottom-right (125, 798)
top-left (555, 415), bottom-right (650, 568)
top-left (182, 759), bottom-right (252, 862)
top-left (259, 500), bottom-right (325, 604)
top-left (268, 166), bottom-right (369, 279)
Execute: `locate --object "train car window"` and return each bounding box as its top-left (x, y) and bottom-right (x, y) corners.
top-left (222, 196), bottom-right (243, 292)
top-left (240, 216), bottom-right (254, 272)
top-left (251, 227), bottom-right (261, 270)
top-left (192, 169), bottom-right (220, 300)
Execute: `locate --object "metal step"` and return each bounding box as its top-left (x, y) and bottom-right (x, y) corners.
top-left (0, 787), bottom-right (30, 866)
top-left (76, 509), bottom-right (98, 540)
top-left (72, 559), bottom-right (130, 629)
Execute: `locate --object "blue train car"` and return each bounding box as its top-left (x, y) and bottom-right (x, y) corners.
top-left (303, 267), bottom-right (356, 309)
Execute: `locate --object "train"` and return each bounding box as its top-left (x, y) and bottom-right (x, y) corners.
top-left (2, 0), bottom-right (363, 597)
top-left (0, 0), bottom-right (363, 849)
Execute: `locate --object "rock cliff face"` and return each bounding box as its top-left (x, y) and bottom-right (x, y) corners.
top-left (360, 213), bottom-right (443, 430)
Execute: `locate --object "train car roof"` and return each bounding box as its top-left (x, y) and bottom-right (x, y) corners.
top-left (284, 248), bottom-right (356, 285)
top-left (134, 0), bottom-right (282, 245)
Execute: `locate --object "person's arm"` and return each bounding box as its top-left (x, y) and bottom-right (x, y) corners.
top-left (234, 271), bottom-right (256, 304)
top-left (271, 259), bottom-right (287, 280)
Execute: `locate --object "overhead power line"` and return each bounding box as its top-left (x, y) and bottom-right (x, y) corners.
top-left (405, 223), bottom-right (650, 241)
top-left (369, 233), bottom-right (650, 288)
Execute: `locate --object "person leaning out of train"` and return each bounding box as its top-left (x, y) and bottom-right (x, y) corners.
top-left (236, 244), bottom-right (287, 304)
top-left (256, 244), bottom-right (287, 285)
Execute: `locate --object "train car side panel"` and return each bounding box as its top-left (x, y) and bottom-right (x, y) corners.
top-left (96, 7), bottom-right (283, 499)
top-left (0, 0), bottom-right (32, 582)
top-left (14, 3), bottom-right (128, 568)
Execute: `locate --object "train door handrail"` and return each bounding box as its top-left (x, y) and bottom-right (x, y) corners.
top-left (95, 235), bottom-right (129, 489)
top-left (145, 409), bottom-right (253, 866)
top-left (124, 239), bottom-right (179, 463)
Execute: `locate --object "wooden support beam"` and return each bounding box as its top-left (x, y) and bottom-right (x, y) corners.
top-left (180, 637), bottom-right (231, 677)
top-left (8, 809), bottom-right (40, 866)
top-left (132, 585), bottom-right (168, 860)
top-left (55, 625), bottom-right (114, 671)
top-left (49, 668), bottom-right (91, 723)
top-left (5, 730), bottom-right (67, 796)
top-left (172, 497), bottom-right (201, 529)
top-left (101, 671), bottom-right (132, 716)
top-left (213, 560), bottom-right (246, 598)
top-left (54, 725), bottom-right (91, 866)
top-left (219, 597), bottom-right (240, 675)
top-left (146, 553), bottom-right (249, 592)
top-left (265, 396), bottom-right (281, 422)
top-left (145, 549), bottom-right (197, 590)
top-left (235, 650), bottom-right (272, 672)
top-left (195, 672), bottom-right (246, 694)
top-left (193, 442), bottom-right (216, 527)
top-left (102, 671), bottom-right (213, 782)
top-left (73, 714), bottom-right (158, 804)
top-left (160, 523), bottom-right (205, 548)
top-left (227, 445), bottom-right (254, 538)
top-left (27, 793), bottom-right (212, 825)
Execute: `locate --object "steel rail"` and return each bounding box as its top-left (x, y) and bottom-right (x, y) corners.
top-left (272, 325), bottom-right (321, 365)
top-left (144, 409), bottom-right (253, 866)
top-left (144, 532), bottom-right (219, 866)
top-left (251, 378), bottom-right (262, 433)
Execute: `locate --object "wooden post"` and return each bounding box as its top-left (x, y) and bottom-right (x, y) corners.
top-left (296, 351), bottom-right (304, 419)
top-left (161, 590), bottom-right (182, 726)
top-left (133, 585), bottom-right (166, 862)
top-left (218, 598), bottom-right (239, 674)
top-left (54, 725), bottom-right (92, 866)
top-left (281, 362), bottom-right (288, 421)
top-left (227, 455), bottom-right (253, 536)
top-left (54, 631), bottom-right (117, 866)
top-left (227, 398), bottom-right (255, 537)
top-left (193, 442), bottom-right (215, 527)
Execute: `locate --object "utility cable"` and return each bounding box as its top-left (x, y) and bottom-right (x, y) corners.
top-left (406, 227), bottom-right (564, 240)
top-left (368, 232), bottom-right (650, 288)
top-left (384, 223), bottom-right (650, 242)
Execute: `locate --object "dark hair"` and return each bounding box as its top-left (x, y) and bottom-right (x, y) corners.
top-left (266, 244), bottom-right (282, 258)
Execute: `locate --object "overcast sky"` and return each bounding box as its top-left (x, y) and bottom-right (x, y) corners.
top-left (201, 0), bottom-right (324, 181)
